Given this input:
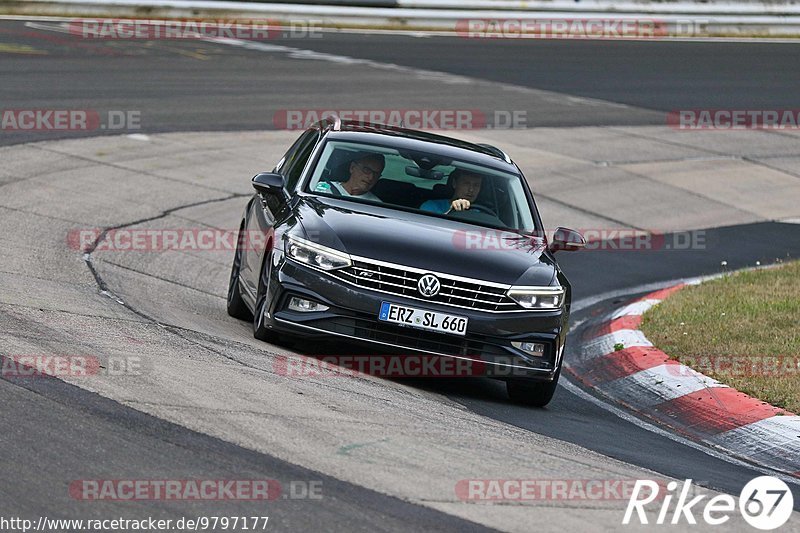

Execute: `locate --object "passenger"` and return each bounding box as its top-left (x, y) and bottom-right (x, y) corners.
top-left (329, 153), bottom-right (385, 201)
top-left (419, 169), bottom-right (483, 214)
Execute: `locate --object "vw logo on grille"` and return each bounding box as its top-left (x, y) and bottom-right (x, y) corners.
top-left (417, 274), bottom-right (441, 297)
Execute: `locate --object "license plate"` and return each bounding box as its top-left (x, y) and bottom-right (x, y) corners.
top-left (378, 301), bottom-right (468, 336)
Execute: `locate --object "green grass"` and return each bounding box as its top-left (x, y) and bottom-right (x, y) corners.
top-left (640, 261), bottom-right (800, 413)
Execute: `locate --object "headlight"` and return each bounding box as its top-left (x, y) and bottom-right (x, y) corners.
top-left (285, 236), bottom-right (351, 271)
top-left (506, 286), bottom-right (564, 310)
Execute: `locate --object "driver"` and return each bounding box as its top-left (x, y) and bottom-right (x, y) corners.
top-left (419, 169), bottom-right (483, 214)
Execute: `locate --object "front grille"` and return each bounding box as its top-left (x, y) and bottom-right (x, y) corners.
top-left (328, 258), bottom-right (519, 312)
top-left (307, 316), bottom-right (552, 370)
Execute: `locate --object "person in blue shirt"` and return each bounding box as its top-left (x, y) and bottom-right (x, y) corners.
top-left (419, 169), bottom-right (483, 214)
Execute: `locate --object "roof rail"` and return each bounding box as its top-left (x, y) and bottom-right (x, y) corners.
top-left (320, 113), bottom-right (342, 132)
top-left (476, 143), bottom-right (512, 164)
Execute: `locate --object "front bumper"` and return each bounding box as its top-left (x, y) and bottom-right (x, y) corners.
top-left (261, 257), bottom-right (568, 381)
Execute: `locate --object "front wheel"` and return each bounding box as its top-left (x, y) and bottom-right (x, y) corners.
top-left (253, 254), bottom-right (278, 342)
top-left (506, 367), bottom-right (561, 407)
top-left (227, 224), bottom-right (253, 321)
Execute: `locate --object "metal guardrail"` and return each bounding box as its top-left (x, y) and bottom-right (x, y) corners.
top-left (6, 0), bottom-right (800, 35)
top-left (399, 0), bottom-right (800, 7)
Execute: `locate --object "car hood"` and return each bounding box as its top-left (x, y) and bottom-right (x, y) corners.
top-left (294, 196), bottom-right (557, 286)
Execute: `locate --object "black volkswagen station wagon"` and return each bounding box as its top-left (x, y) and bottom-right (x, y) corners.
top-left (228, 117), bottom-right (585, 407)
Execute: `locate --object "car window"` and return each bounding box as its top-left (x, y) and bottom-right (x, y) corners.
top-left (274, 132), bottom-right (305, 173)
top-left (280, 129), bottom-right (318, 192)
top-left (305, 140), bottom-right (537, 233)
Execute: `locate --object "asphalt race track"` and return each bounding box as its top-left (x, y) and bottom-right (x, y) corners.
top-left (1, 18), bottom-right (800, 531)
top-left (3, 19), bottom-right (800, 144)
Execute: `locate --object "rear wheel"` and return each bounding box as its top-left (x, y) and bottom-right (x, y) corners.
top-left (227, 224), bottom-right (252, 321)
top-left (506, 367), bottom-right (561, 407)
top-left (253, 253), bottom-right (278, 342)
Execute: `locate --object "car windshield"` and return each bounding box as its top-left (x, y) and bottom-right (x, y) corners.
top-left (305, 139), bottom-right (538, 233)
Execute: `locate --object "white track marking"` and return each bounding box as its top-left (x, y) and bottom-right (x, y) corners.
top-left (560, 379), bottom-right (800, 486)
top-left (601, 363), bottom-right (728, 407)
top-left (708, 416), bottom-right (800, 473)
top-left (581, 329), bottom-right (652, 358)
top-left (611, 298), bottom-right (661, 318)
top-left (567, 272), bottom-right (800, 483)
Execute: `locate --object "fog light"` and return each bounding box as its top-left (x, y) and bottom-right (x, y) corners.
top-left (512, 341), bottom-right (545, 357)
top-left (288, 297), bottom-right (329, 313)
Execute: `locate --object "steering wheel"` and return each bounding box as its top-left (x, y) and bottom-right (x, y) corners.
top-left (466, 203), bottom-right (499, 218)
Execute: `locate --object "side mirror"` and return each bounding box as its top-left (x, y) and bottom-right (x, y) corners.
top-left (252, 172), bottom-right (285, 196)
top-left (549, 227), bottom-right (585, 253)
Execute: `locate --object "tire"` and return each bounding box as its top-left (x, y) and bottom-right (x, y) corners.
top-left (506, 367), bottom-right (561, 407)
top-left (227, 224), bottom-right (253, 321)
top-left (253, 252), bottom-right (278, 342)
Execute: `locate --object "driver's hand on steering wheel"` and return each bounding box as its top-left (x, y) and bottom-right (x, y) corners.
top-left (449, 199), bottom-right (471, 212)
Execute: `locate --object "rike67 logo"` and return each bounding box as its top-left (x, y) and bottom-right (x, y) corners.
top-left (624, 477), bottom-right (794, 530)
